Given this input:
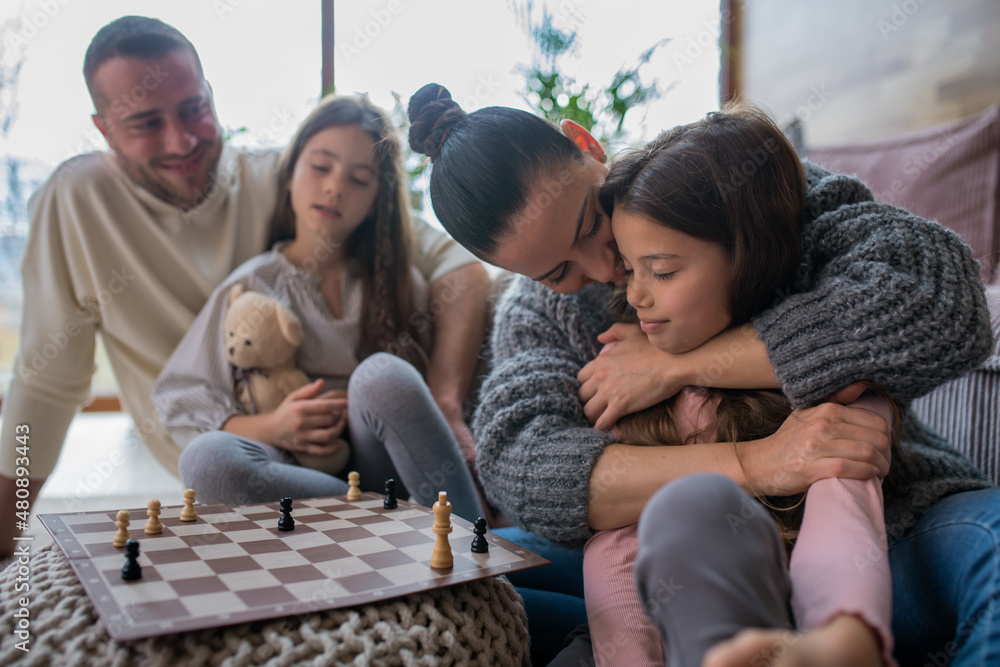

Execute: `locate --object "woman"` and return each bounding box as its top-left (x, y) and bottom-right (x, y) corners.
top-left (406, 83), bottom-right (997, 666)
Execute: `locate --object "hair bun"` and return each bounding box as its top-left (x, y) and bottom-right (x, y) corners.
top-left (408, 83), bottom-right (465, 160)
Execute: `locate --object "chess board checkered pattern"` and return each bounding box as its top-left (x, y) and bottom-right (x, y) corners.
top-left (38, 493), bottom-right (549, 641)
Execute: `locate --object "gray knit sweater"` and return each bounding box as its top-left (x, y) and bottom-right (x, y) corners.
top-left (473, 161), bottom-right (994, 548)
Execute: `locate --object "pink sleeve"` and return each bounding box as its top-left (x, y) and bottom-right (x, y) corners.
top-left (583, 526), bottom-right (664, 667)
top-left (788, 393), bottom-right (897, 667)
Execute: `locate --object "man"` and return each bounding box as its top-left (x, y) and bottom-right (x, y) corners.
top-left (0, 17), bottom-right (488, 557)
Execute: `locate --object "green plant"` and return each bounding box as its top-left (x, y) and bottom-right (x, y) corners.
top-left (513, 1), bottom-right (671, 144)
top-left (388, 91), bottom-right (429, 211)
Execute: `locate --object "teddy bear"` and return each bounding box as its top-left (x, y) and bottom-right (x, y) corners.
top-left (223, 284), bottom-right (350, 476)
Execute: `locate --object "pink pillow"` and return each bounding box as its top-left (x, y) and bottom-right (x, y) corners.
top-left (808, 106), bottom-right (1000, 284)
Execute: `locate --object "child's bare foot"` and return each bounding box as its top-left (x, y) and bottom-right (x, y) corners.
top-left (702, 628), bottom-right (798, 667)
top-left (703, 615), bottom-right (885, 667)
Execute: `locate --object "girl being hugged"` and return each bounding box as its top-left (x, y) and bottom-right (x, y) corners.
top-left (153, 95), bottom-right (484, 521)
top-left (585, 106), bottom-right (897, 667)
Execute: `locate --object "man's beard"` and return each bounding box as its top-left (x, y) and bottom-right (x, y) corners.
top-left (116, 140), bottom-right (222, 211)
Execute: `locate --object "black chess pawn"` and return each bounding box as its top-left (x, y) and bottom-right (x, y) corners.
top-left (121, 539), bottom-right (142, 580)
top-left (278, 497), bottom-right (295, 531)
top-left (383, 479), bottom-right (398, 509)
top-left (471, 516), bottom-right (489, 554)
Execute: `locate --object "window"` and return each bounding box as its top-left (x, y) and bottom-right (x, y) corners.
top-left (0, 0), bottom-right (321, 400)
top-left (0, 0), bottom-right (720, 402)
top-left (333, 0), bottom-right (722, 223)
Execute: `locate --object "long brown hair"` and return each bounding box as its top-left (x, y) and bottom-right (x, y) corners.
top-left (600, 104), bottom-right (805, 325)
top-left (605, 106), bottom-right (898, 545)
top-left (269, 95), bottom-right (428, 374)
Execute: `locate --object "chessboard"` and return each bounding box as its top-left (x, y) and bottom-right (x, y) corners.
top-left (38, 493), bottom-right (549, 641)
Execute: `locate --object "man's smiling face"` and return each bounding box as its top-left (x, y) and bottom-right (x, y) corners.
top-left (92, 47), bottom-right (223, 210)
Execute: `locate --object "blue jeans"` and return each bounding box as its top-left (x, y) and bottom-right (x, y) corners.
top-left (890, 487), bottom-right (1000, 667)
top-left (493, 526), bottom-right (587, 665)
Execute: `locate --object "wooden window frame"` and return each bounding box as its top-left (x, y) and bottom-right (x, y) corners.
top-left (720, 0), bottom-right (742, 103)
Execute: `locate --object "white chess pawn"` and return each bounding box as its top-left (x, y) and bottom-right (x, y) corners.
top-left (144, 499), bottom-right (163, 534)
top-left (113, 509), bottom-right (131, 548)
top-left (179, 489), bottom-right (197, 522)
top-left (346, 471), bottom-right (362, 501)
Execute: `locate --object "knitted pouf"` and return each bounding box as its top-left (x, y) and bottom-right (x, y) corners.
top-left (0, 544), bottom-right (529, 666)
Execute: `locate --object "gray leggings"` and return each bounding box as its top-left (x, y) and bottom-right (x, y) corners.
top-left (177, 353), bottom-right (486, 522)
top-left (635, 473), bottom-right (793, 667)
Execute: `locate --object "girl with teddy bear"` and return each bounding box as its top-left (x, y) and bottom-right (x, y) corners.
top-left (152, 94), bottom-right (486, 522)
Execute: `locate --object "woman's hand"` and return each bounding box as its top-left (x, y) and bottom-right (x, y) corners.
top-left (578, 323), bottom-right (685, 431)
top-left (579, 323), bottom-right (779, 431)
top-left (740, 402), bottom-right (891, 497)
top-left (266, 381), bottom-right (348, 455)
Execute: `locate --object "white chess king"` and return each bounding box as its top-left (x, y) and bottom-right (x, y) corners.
top-left (431, 491), bottom-right (454, 570)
